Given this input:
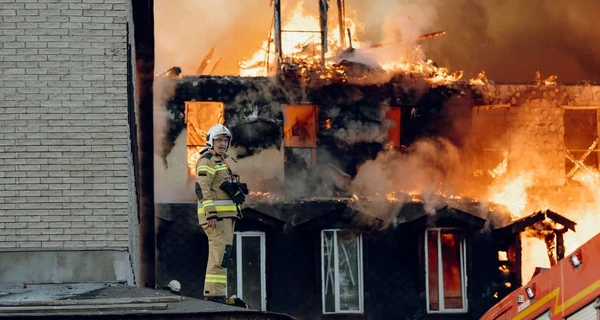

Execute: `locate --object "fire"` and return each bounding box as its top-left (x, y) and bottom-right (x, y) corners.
top-left (485, 164), bottom-right (600, 282)
top-left (239, 1), bottom-right (361, 77)
top-left (488, 173), bottom-right (534, 218)
top-left (187, 148), bottom-right (202, 177)
top-left (238, 1), bottom-right (476, 85)
top-left (386, 193), bottom-right (398, 202)
top-left (487, 151), bottom-right (508, 179)
top-left (184, 101), bottom-right (224, 177)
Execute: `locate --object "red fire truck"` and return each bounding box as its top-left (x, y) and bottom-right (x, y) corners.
top-left (480, 232), bottom-right (600, 320)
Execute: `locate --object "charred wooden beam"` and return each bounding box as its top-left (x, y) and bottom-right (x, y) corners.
top-left (196, 45), bottom-right (216, 75)
top-left (336, 0), bottom-right (346, 49)
top-left (273, 0), bottom-right (282, 75)
top-left (319, 0), bottom-right (328, 67)
top-left (544, 209), bottom-right (576, 232)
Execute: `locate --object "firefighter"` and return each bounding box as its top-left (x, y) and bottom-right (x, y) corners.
top-left (195, 124), bottom-right (249, 304)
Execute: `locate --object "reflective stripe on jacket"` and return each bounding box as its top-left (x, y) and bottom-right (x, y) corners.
top-left (195, 150), bottom-right (241, 225)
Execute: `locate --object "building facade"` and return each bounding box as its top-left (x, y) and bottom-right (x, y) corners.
top-left (154, 75), bottom-right (600, 319)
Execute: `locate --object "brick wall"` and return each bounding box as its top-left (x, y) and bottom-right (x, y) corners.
top-left (0, 0), bottom-right (132, 249)
top-left (474, 85), bottom-right (600, 187)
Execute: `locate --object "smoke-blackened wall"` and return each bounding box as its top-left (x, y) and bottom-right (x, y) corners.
top-left (157, 75), bottom-right (476, 205)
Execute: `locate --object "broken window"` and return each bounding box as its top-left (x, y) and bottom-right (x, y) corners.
top-left (227, 232), bottom-right (266, 311)
top-left (386, 107), bottom-right (402, 147)
top-left (283, 104), bottom-right (318, 183)
top-left (184, 101), bottom-right (224, 176)
top-left (563, 108), bottom-right (599, 180)
top-left (321, 229), bottom-right (364, 314)
top-left (283, 104), bottom-right (318, 148)
top-left (471, 107), bottom-right (510, 179)
top-left (425, 229), bottom-right (467, 313)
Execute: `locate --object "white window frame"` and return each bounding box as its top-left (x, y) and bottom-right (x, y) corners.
top-left (227, 231), bottom-right (267, 311)
top-left (321, 229), bottom-right (364, 314)
top-left (425, 228), bottom-right (468, 314)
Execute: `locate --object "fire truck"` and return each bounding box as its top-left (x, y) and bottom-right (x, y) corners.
top-left (480, 232), bottom-right (600, 320)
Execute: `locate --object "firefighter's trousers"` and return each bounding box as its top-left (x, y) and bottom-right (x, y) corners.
top-left (203, 218), bottom-right (235, 297)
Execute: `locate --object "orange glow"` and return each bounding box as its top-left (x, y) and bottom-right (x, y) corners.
top-left (386, 193), bottom-right (398, 202)
top-left (238, 2), bottom-right (475, 84)
top-left (486, 165), bottom-right (600, 282)
top-left (498, 251), bottom-right (508, 261)
top-left (386, 107), bottom-right (401, 147)
top-left (487, 151), bottom-right (508, 179)
top-left (239, 1), bottom-right (361, 77)
top-left (282, 104), bottom-right (318, 147)
top-left (488, 172), bottom-right (534, 218)
top-left (324, 118), bottom-right (332, 130)
top-left (184, 101), bottom-right (224, 176)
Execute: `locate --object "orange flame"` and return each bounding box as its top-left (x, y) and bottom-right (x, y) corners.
top-left (238, 1), bottom-right (476, 84)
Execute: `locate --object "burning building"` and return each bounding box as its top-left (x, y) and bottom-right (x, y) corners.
top-left (153, 1), bottom-right (600, 319)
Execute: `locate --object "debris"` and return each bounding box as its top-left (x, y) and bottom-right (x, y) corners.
top-left (196, 45), bottom-right (216, 75)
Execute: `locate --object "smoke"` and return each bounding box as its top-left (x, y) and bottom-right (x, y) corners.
top-left (334, 119), bottom-right (392, 146)
top-left (348, 0), bottom-right (600, 83)
top-left (154, 0), bottom-right (274, 76)
top-left (228, 147), bottom-right (285, 194)
top-left (349, 137), bottom-right (468, 225)
top-left (155, 0), bottom-right (600, 82)
top-left (358, 3), bottom-right (436, 65)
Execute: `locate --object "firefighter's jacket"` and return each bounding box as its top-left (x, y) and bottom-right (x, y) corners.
top-left (195, 150), bottom-right (242, 225)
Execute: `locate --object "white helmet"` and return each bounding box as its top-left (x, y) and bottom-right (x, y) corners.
top-left (206, 124), bottom-right (232, 151)
top-left (168, 280), bottom-right (181, 293)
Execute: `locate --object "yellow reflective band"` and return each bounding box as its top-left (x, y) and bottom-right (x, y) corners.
top-left (198, 205), bottom-right (238, 215)
top-left (197, 165), bottom-right (216, 174)
top-left (201, 200), bottom-right (214, 205)
top-left (205, 274), bottom-right (227, 283)
top-left (205, 279), bottom-right (227, 283)
top-left (214, 164), bottom-right (228, 171)
top-left (214, 205), bottom-right (237, 211)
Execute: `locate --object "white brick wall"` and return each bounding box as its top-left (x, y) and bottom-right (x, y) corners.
top-left (0, 0), bottom-right (132, 249)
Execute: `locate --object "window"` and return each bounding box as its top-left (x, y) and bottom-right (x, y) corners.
top-left (563, 108), bottom-right (599, 179)
top-left (227, 232), bottom-right (266, 311)
top-left (532, 310), bottom-right (551, 320)
top-left (282, 104), bottom-right (318, 183)
top-left (471, 107), bottom-right (511, 179)
top-left (184, 101), bottom-right (224, 178)
top-left (386, 107), bottom-right (402, 147)
top-left (321, 229), bottom-right (364, 314)
top-left (425, 229), bottom-right (468, 313)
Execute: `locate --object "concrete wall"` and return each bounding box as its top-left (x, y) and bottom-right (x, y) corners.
top-left (0, 249), bottom-right (133, 283)
top-left (0, 0), bottom-right (135, 282)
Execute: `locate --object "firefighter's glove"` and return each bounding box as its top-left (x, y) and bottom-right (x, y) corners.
top-left (220, 181), bottom-right (246, 205)
top-left (237, 182), bottom-right (249, 195)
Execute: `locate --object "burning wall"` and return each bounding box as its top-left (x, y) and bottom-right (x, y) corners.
top-left (154, 74), bottom-right (600, 282)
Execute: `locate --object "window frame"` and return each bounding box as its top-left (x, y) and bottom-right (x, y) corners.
top-left (227, 231), bottom-right (267, 311)
top-left (320, 229), bottom-right (364, 314)
top-left (562, 107), bottom-right (600, 179)
top-left (424, 228), bottom-right (468, 314)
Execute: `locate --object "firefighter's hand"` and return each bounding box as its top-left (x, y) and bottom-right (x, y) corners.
top-left (237, 183), bottom-right (249, 195)
top-left (231, 191), bottom-right (245, 205)
top-left (207, 219), bottom-right (217, 229)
